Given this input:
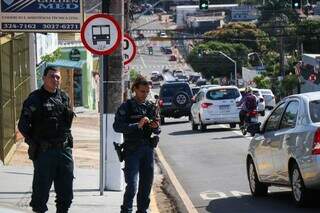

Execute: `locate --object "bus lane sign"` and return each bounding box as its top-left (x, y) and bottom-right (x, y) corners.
top-left (81, 14), bottom-right (122, 55)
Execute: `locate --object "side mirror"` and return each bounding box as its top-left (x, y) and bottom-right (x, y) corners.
top-left (154, 94), bottom-right (159, 100)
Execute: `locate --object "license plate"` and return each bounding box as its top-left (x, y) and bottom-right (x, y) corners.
top-left (250, 117), bottom-right (258, 122)
top-left (219, 105), bottom-right (230, 111)
top-left (163, 102), bottom-right (172, 106)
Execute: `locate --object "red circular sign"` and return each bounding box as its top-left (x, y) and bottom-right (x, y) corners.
top-left (123, 34), bottom-right (137, 65)
top-left (81, 14), bottom-right (122, 55)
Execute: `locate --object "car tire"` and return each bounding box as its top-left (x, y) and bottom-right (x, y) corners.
top-left (200, 122), bottom-right (207, 132)
top-left (290, 164), bottom-right (311, 207)
top-left (160, 116), bottom-right (165, 125)
top-left (192, 119), bottom-right (198, 131)
top-left (173, 91), bottom-right (190, 107)
top-left (260, 111), bottom-right (265, 116)
top-left (229, 123), bottom-right (236, 128)
top-left (247, 158), bottom-right (268, 196)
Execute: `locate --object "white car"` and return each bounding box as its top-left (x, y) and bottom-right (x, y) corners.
top-left (191, 86), bottom-right (242, 131)
top-left (240, 88), bottom-right (266, 116)
top-left (259, 89), bottom-right (276, 109)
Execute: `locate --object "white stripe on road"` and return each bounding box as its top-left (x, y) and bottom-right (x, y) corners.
top-left (156, 148), bottom-right (198, 213)
top-left (218, 124), bottom-right (252, 140)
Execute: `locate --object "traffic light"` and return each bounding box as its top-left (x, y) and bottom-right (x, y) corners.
top-left (292, 0), bottom-right (301, 9)
top-left (199, 0), bottom-right (209, 10)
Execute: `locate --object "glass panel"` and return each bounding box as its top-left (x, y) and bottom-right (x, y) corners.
top-left (309, 100), bottom-right (320, 123)
top-left (206, 88), bottom-right (240, 100)
top-left (280, 101), bottom-right (299, 129)
top-left (265, 103), bottom-right (286, 132)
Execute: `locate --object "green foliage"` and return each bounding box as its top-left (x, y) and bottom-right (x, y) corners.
top-left (204, 23), bottom-right (270, 53)
top-left (187, 41), bottom-right (249, 79)
top-left (40, 48), bottom-right (61, 63)
top-left (130, 69), bottom-right (139, 81)
top-left (258, 0), bottom-right (299, 26)
top-left (296, 20), bottom-right (320, 53)
top-left (281, 74), bottom-right (299, 96)
top-left (253, 76), bottom-right (271, 89)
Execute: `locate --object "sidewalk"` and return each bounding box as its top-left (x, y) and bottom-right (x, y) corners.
top-left (0, 166), bottom-right (123, 213)
top-left (0, 109), bottom-right (160, 212)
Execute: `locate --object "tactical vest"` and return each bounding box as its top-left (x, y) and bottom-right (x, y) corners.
top-left (32, 89), bottom-right (73, 143)
top-left (125, 99), bottom-right (156, 142)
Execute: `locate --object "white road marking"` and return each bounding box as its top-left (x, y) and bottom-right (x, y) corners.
top-left (200, 190), bottom-right (250, 201)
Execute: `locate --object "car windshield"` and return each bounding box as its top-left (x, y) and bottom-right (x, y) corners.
top-left (253, 91), bottom-right (260, 97)
top-left (160, 84), bottom-right (192, 97)
top-left (309, 100), bottom-right (320, 123)
top-left (261, 90), bottom-right (272, 95)
top-left (206, 88), bottom-right (240, 100)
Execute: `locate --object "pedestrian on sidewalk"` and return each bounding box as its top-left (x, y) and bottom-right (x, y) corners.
top-left (113, 75), bottom-right (161, 213)
top-left (18, 66), bottom-right (75, 213)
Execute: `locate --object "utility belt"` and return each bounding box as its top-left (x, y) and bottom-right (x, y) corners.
top-left (39, 140), bottom-right (69, 151)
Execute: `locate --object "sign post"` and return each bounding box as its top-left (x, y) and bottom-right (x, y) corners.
top-left (81, 12), bottom-right (122, 194)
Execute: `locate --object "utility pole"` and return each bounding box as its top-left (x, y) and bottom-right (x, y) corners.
top-left (100, 0), bottom-right (124, 193)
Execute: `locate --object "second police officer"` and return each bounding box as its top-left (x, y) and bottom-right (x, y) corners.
top-left (113, 75), bottom-right (161, 213)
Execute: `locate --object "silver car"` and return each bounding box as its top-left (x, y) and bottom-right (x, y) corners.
top-left (246, 91), bottom-right (320, 206)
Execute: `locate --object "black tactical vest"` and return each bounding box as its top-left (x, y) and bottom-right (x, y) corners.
top-left (32, 88), bottom-right (71, 143)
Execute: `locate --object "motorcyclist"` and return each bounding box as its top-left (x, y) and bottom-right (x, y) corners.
top-left (237, 86), bottom-right (257, 128)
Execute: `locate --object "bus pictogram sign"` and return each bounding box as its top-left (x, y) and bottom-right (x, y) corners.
top-left (123, 34), bottom-right (137, 65)
top-left (81, 14), bottom-right (121, 55)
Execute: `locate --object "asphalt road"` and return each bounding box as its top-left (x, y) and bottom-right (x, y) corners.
top-left (158, 116), bottom-right (320, 213)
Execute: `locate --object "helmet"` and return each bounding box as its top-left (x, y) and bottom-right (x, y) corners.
top-left (245, 86), bottom-right (253, 93)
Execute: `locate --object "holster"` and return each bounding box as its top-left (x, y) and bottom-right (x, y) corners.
top-left (150, 136), bottom-right (159, 148)
top-left (113, 142), bottom-right (124, 162)
top-left (28, 142), bottom-right (39, 161)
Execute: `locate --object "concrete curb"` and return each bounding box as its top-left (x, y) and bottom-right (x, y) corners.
top-left (155, 147), bottom-right (198, 213)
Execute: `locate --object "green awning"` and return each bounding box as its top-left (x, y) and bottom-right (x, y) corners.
top-left (48, 59), bottom-right (86, 69)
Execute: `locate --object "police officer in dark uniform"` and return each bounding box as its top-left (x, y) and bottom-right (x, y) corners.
top-left (18, 66), bottom-right (74, 213)
top-left (113, 75), bottom-right (160, 213)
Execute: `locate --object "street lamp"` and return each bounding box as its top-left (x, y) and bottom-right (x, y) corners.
top-left (212, 51), bottom-right (237, 86)
top-left (248, 52), bottom-right (264, 70)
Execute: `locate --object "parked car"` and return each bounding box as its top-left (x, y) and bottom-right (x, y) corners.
top-left (240, 88), bottom-right (265, 116)
top-left (191, 86), bottom-right (242, 131)
top-left (160, 46), bottom-right (172, 54)
top-left (150, 71), bottom-right (163, 81)
top-left (191, 86), bottom-right (200, 96)
top-left (159, 81), bottom-right (193, 124)
top-left (172, 70), bottom-right (183, 76)
top-left (195, 79), bottom-right (207, 86)
top-left (259, 89), bottom-right (276, 109)
top-left (189, 74), bottom-right (201, 83)
top-left (246, 91), bottom-right (320, 206)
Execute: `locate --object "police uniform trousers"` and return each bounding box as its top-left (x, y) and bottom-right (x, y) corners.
top-left (30, 146), bottom-right (74, 213)
top-left (121, 144), bottom-right (154, 213)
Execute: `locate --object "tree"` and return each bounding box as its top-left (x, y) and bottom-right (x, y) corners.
top-left (296, 20), bottom-right (320, 53)
top-left (204, 22), bottom-right (270, 53)
top-left (187, 41), bottom-right (249, 79)
top-left (253, 76), bottom-right (271, 89)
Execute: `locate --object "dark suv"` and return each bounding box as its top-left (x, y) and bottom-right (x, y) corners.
top-left (159, 81), bottom-right (193, 124)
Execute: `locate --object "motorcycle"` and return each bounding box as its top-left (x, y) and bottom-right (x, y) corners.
top-left (240, 110), bottom-right (260, 136)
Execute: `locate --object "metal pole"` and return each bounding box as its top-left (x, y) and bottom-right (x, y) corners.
top-left (100, 0), bottom-right (110, 196)
top-left (234, 61), bottom-right (237, 86)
